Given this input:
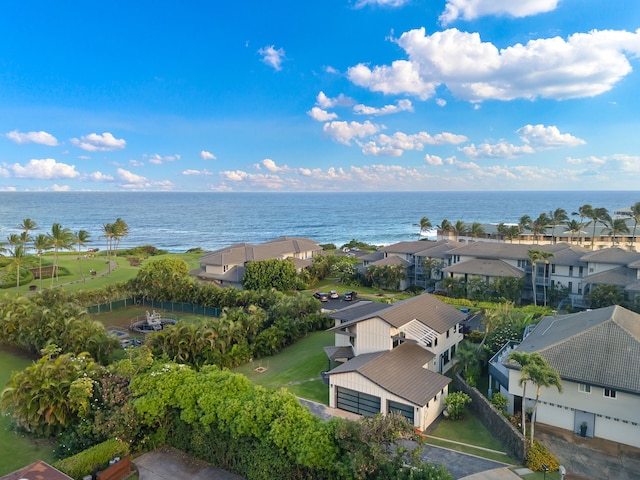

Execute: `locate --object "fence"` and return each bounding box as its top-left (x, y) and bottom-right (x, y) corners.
top-left (87, 297), bottom-right (221, 318)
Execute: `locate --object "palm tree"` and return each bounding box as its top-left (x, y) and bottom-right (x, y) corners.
top-left (587, 207), bottom-right (611, 250)
top-left (630, 201), bottom-right (640, 250)
top-left (605, 218), bottom-right (630, 246)
top-left (7, 244), bottom-right (26, 291)
top-left (47, 223), bottom-right (73, 285)
top-left (505, 225), bottom-right (520, 244)
top-left (538, 251), bottom-right (555, 306)
top-left (507, 351), bottom-right (539, 437)
top-left (101, 223), bottom-right (115, 275)
top-left (526, 213), bottom-right (550, 244)
top-left (527, 357), bottom-right (563, 443)
top-left (17, 218), bottom-right (38, 253)
top-left (437, 219), bottom-right (452, 238)
top-left (73, 230), bottom-right (92, 281)
top-left (564, 219), bottom-right (583, 244)
top-left (527, 249), bottom-right (543, 306)
top-left (495, 222), bottom-right (507, 242)
top-left (572, 204), bottom-right (593, 246)
top-left (518, 215), bottom-right (531, 244)
top-left (451, 220), bottom-right (467, 242)
top-left (112, 218), bottom-right (129, 257)
top-left (548, 208), bottom-right (568, 244)
top-left (33, 234), bottom-right (52, 291)
top-left (415, 216), bottom-right (432, 238)
top-left (469, 222), bottom-right (485, 239)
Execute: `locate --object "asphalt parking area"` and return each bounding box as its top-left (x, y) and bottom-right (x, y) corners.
top-left (134, 446), bottom-right (244, 480)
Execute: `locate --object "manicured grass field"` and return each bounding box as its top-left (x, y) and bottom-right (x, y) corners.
top-left (0, 348), bottom-right (55, 476)
top-left (232, 331), bottom-right (333, 404)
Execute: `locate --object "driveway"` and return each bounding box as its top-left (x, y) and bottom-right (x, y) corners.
top-left (134, 446), bottom-right (244, 480)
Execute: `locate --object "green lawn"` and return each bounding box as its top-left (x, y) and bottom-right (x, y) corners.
top-left (232, 331), bottom-right (333, 404)
top-left (0, 349), bottom-right (55, 476)
top-left (426, 415), bottom-right (514, 464)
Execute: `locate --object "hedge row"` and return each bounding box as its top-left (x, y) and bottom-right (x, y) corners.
top-left (53, 438), bottom-right (129, 480)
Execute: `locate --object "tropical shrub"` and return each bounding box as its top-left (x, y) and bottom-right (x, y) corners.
top-left (53, 438), bottom-right (129, 480)
top-left (526, 440), bottom-right (560, 472)
top-left (491, 392), bottom-right (509, 414)
top-left (443, 392), bottom-right (472, 420)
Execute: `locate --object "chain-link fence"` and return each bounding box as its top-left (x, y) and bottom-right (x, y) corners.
top-left (87, 297), bottom-right (220, 318)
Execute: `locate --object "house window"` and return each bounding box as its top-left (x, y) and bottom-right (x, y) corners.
top-left (446, 329), bottom-right (450, 338)
top-left (604, 388), bottom-right (617, 399)
top-left (443, 350), bottom-right (450, 365)
top-left (451, 344), bottom-right (456, 358)
top-left (569, 266), bottom-right (573, 277)
top-left (578, 383), bottom-right (591, 393)
top-left (551, 264), bottom-right (555, 274)
top-left (568, 281), bottom-right (573, 293)
top-left (578, 283), bottom-right (582, 295)
top-left (579, 266), bottom-right (584, 276)
top-left (223, 265), bottom-right (229, 272)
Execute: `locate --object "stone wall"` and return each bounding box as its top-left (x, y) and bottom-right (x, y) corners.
top-left (452, 374), bottom-right (526, 463)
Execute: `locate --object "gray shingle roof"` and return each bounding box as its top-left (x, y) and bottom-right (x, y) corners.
top-left (442, 258), bottom-right (525, 278)
top-left (447, 241), bottom-right (579, 260)
top-left (328, 301), bottom-right (390, 323)
top-left (510, 306), bottom-right (640, 394)
top-left (328, 293), bottom-right (465, 334)
top-left (582, 266), bottom-right (638, 288)
top-left (378, 293), bottom-right (467, 333)
top-left (384, 241), bottom-right (437, 254)
top-left (330, 342), bottom-right (450, 406)
top-left (580, 247), bottom-right (640, 265)
top-left (372, 256), bottom-right (412, 267)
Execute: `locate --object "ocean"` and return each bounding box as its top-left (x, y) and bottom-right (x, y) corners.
top-left (0, 191), bottom-right (637, 253)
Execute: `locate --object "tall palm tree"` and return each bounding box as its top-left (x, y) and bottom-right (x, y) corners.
top-left (469, 222), bottom-right (485, 239)
top-left (17, 218), bottom-right (38, 253)
top-left (101, 223), bottom-right (115, 275)
top-left (527, 213), bottom-right (550, 244)
top-left (548, 208), bottom-right (568, 244)
top-left (507, 351), bottom-right (539, 437)
top-left (564, 219), bottom-right (583, 245)
top-left (416, 216), bottom-right (432, 237)
top-left (451, 220), bottom-right (467, 242)
top-left (587, 207), bottom-right (611, 250)
top-left (73, 230), bottom-right (92, 281)
top-left (33, 234), bottom-right (52, 291)
top-left (605, 218), bottom-right (630, 246)
top-left (505, 225), bottom-right (520, 244)
top-left (630, 201), bottom-right (640, 250)
top-left (572, 204), bottom-right (593, 246)
top-left (437, 219), bottom-right (452, 238)
top-left (112, 218), bottom-right (129, 257)
top-left (496, 222), bottom-right (507, 242)
top-left (527, 249), bottom-right (543, 306)
top-left (528, 357), bottom-right (563, 443)
top-left (538, 251), bottom-right (555, 306)
top-left (47, 223), bottom-right (74, 285)
top-left (518, 215), bottom-right (531, 244)
top-left (7, 244), bottom-right (26, 291)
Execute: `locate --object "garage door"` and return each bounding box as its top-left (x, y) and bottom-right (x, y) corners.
top-left (336, 387), bottom-right (381, 417)
top-left (388, 400), bottom-right (414, 425)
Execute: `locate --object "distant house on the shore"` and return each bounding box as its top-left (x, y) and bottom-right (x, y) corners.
top-left (190, 236), bottom-right (322, 288)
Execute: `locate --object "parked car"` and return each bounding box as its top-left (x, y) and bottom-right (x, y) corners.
top-left (329, 290), bottom-right (339, 299)
top-left (343, 291), bottom-right (357, 301)
top-left (314, 292), bottom-right (329, 302)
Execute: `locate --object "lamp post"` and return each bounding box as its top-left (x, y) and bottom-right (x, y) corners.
top-left (542, 463), bottom-right (549, 479)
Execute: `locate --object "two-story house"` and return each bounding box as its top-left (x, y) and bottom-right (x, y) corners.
top-left (498, 306), bottom-right (640, 449)
top-left (324, 294), bottom-right (466, 431)
top-left (190, 236), bottom-right (322, 288)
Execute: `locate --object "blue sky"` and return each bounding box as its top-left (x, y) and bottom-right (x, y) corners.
top-left (1, 0), bottom-right (640, 192)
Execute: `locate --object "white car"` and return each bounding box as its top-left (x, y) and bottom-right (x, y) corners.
top-left (329, 290), bottom-right (339, 299)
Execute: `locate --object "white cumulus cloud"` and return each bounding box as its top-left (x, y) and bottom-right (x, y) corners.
top-left (6, 130), bottom-right (59, 146)
top-left (200, 150), bottom-right (216, 160)
top-left (323, 120), bottom-right (383, 145)
top-left (258, 45), bottom-right (285, 71)
top-left (71, 132), bottom-right (126, 151)
top-left (8, 159), bottom-right (80, 179)
top-left (517, 124), bottom-right (586, 149)
top-left (349, 27), bottom-right (640, 102)
top-left (355, 0), bottom-right (410, 7)
top-left (440, 0), bottom-right (559, 25)
top-left (460, 142), bottom-right (535, 159)
top-left (316, 91), bottom-right (355, 109)
top-left (353, 99), bottom-right (414, 116)
top-left (117, 168), bottom-right (147, 184)
top-left (307, 107), bottom-right (339, 122)
top-left (85, 171), bottom-right (114, 181)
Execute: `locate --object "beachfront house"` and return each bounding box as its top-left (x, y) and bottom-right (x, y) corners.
top-left (191, 236), bottom-right (322, 288)
top-left (492, 306), bottom-right (640, 449)
top-left (324, 293), bottom-right (466, 431)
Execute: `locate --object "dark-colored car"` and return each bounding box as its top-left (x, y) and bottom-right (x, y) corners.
top-left (313, 292), bottom-right (329, 302)
top-left (343, 291), bottom-right (357, 301)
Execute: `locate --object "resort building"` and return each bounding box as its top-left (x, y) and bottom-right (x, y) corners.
top-left (324, 293), bottom-right (466, 431)
top-left (489, 306), bottom-right (640, 449)
top-left (191, 236), bottom-right (322, 288)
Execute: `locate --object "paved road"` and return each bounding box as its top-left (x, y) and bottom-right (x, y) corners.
top-left (134, 446), bottom-right (244, 480)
